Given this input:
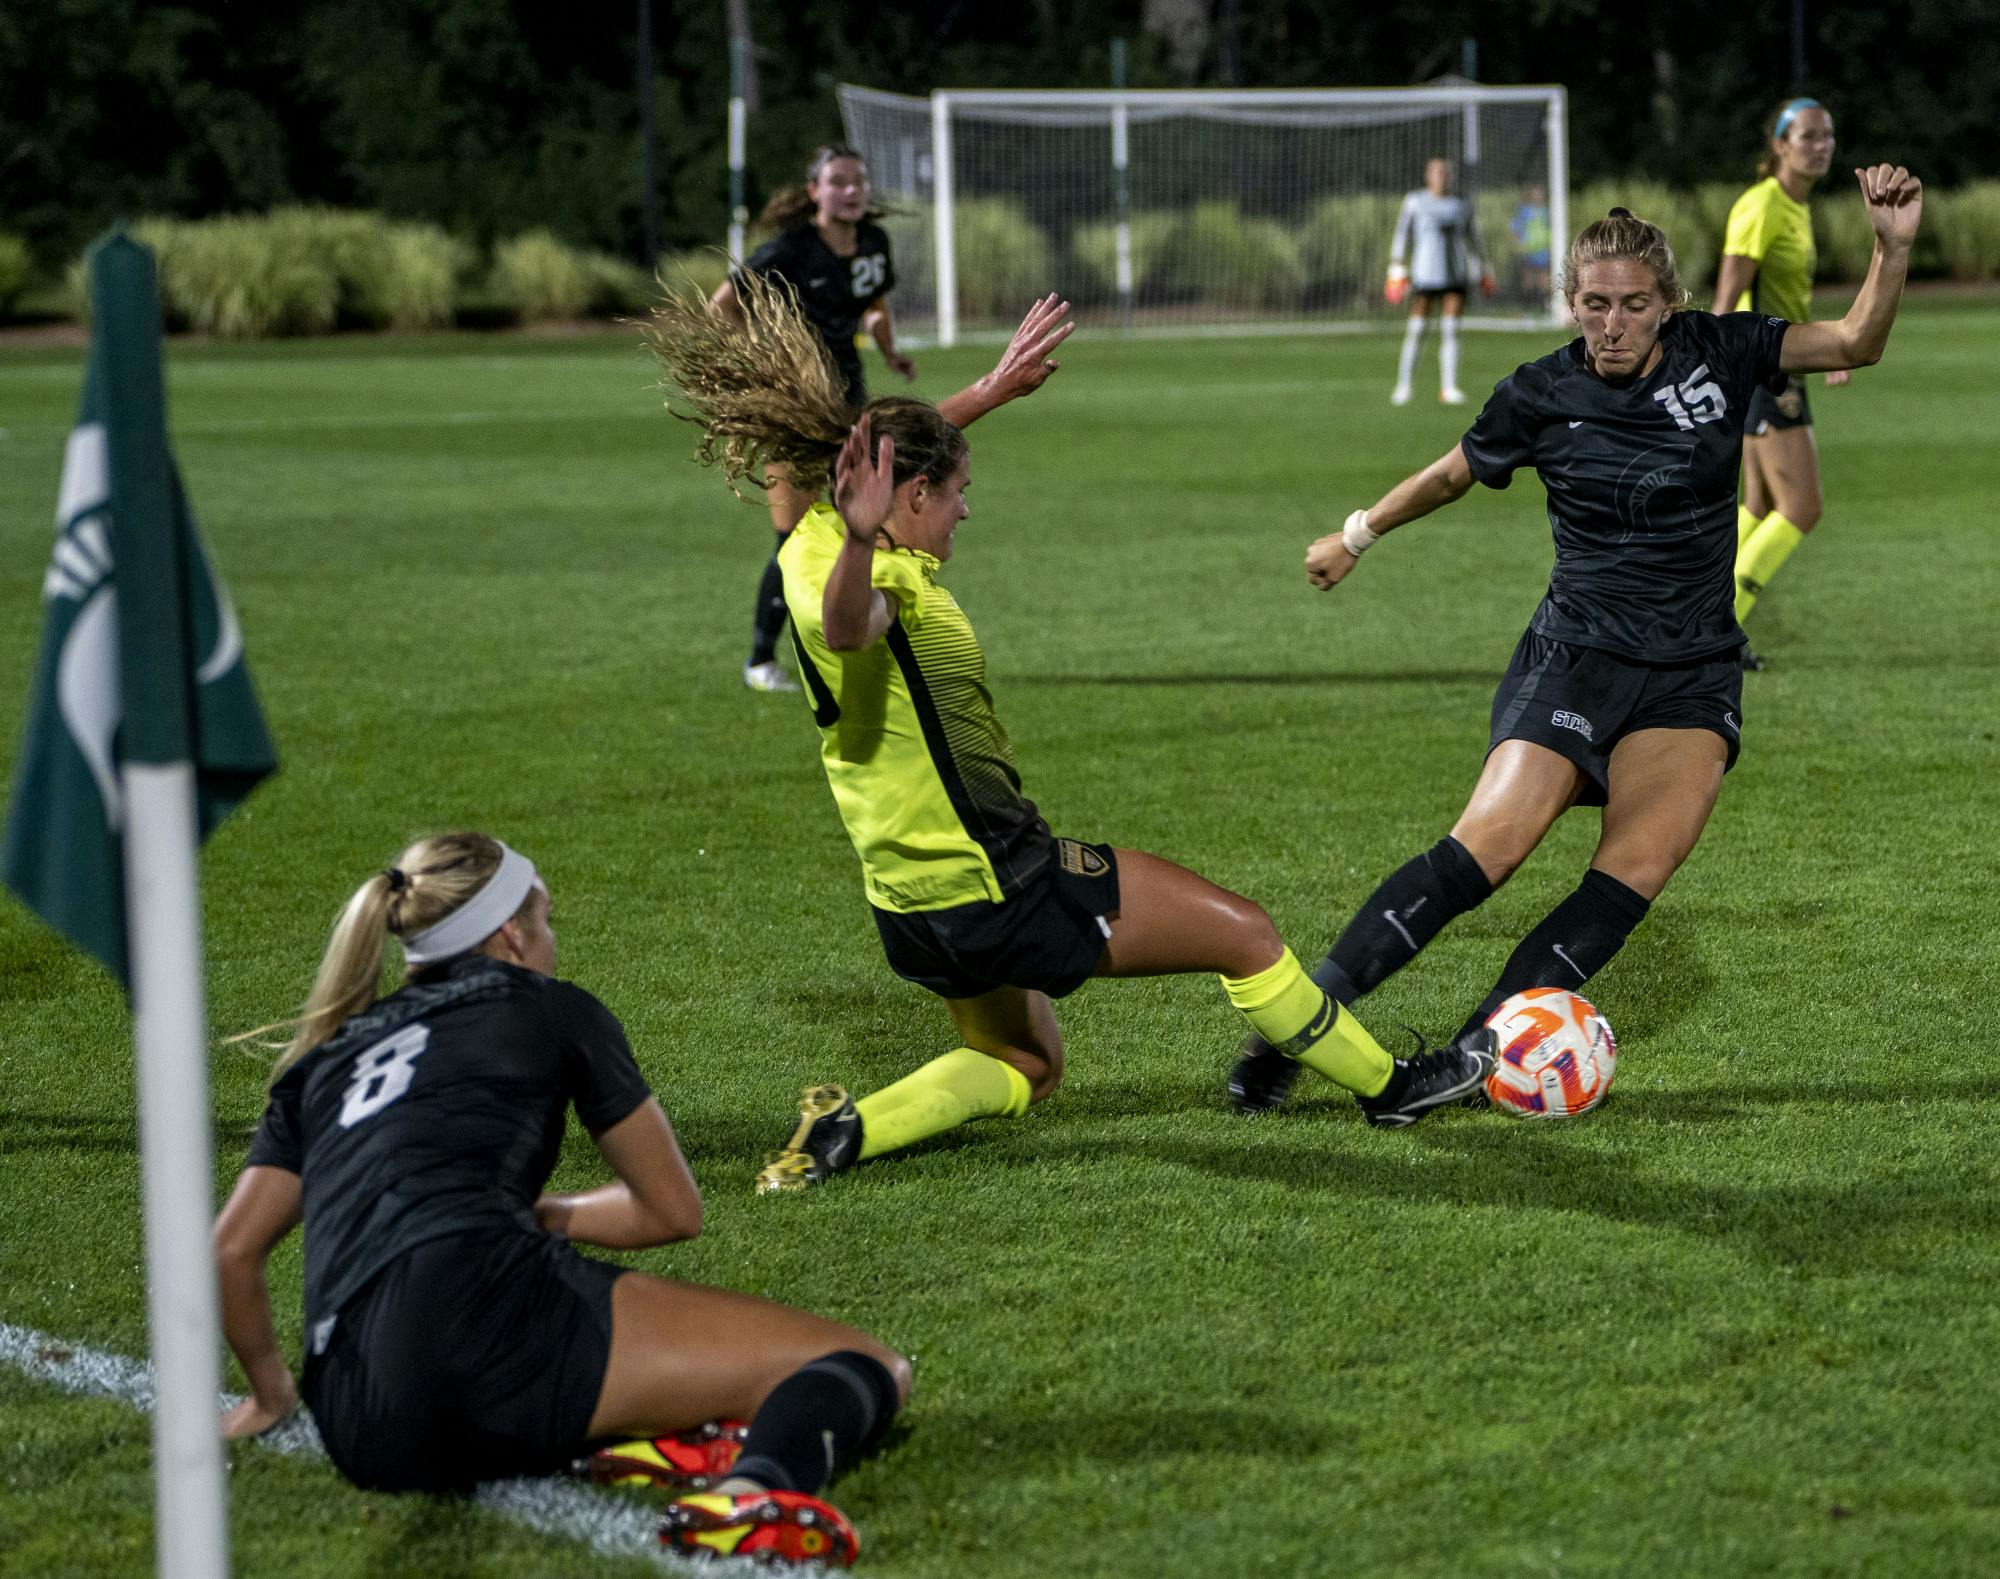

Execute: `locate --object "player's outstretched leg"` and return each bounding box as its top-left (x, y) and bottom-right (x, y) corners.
top-left (1097, 848), bottom-right (1492, 1127)
top-left (1230, 742), bottom-right (1579, 1113)
top-left (1449, 727), bottom-right (1722, 1043)
top-left (756, 989), bottom-right (1051, 1193)
top-left (585, 1274), bottom-right (909, 1568)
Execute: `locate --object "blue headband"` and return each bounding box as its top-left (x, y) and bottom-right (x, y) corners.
top-left (1773, 98), bottom-right (1823, 139)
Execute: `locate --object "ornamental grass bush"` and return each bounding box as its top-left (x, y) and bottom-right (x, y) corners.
top-left (655, 246), bottom-right (732, 305)
top-left (63, 209), bottom-right (467, 335)
top-left (1159, 202), bottom-right (1304, 309)
top-left (1069, 210), bottom-right (1179, 297)
top-left (951, 198), bottom-right (1054, 321)
top-left (490, 230), bottom-right (650, 322)
top-left (0, 233), bottom-right (29, 313)
top-left (488, 230), bottom-right (595, 322)
top-left (1929, 182), bottom-right (2000, 281)
top-left (1297, 193), bottom-right (1406, 305)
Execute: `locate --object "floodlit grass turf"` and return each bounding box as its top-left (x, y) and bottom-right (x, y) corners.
top-left (2, 303), bottom-right (1997, 1577)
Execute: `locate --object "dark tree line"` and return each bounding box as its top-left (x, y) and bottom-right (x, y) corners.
top-left (4, 0), bottom-right (1995, 268)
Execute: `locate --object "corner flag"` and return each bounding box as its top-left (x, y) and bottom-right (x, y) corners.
top-left (3, 232), bottom-right (277, 1579)
top-left (3, 232), bottom-right (274, 981)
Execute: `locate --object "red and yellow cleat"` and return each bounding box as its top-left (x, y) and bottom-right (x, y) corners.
top-left (584, 1419), bottom-right (748, 1490)
top-left (659, 1489), bottom-right (860, 1567)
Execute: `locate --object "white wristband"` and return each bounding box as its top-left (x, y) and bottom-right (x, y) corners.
top-left (1341, 509), bottom-right (1379, 557)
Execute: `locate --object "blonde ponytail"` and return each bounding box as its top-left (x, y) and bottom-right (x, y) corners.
top-left (262, 831), bottom-right (510, 1080)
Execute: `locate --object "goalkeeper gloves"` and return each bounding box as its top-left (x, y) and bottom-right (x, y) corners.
top-left (1384, 264), bottom-right (1409, 305)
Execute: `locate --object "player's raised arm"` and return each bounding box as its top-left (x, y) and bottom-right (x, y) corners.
top-left (1780, 164), bottom-right (1920, 373)
top-left (822, 414), bottom-right (900, 651)
top-left (935, 294), bottom-right (1075, 430)
top-left (1304, 443), bottom-right (1474, 589)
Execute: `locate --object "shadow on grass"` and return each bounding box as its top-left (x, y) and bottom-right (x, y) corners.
top-left (1015, 669), bottom-right (1497, 689)
top-left (0, 1112), bottom-right (139, 1156)
top-left (361, 1496), bottom-right (508, 1579)
top-left (893, 1400), bottom-right (1335, 1468)
top-left (1030, 1097), bottom-right (2000, 1275)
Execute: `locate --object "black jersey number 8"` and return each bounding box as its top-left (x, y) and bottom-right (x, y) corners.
top-left (338, 1024), bottom-right (431, 1129)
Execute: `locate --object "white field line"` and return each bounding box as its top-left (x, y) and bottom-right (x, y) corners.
top-left (0, 1320), bottom-right (777, 1575)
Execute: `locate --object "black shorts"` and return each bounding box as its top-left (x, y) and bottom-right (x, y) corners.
top-left (1745, 375), bottom-right (1812, 433)
top-left (872, 838), bottom-right (1119, 1000)
top-left (1489, 631), bottom-right (1743, 806)
top-left (302, 1230), bottom-right (624, 1493)
top-left (1413, 282), bottom-right (1470, 303)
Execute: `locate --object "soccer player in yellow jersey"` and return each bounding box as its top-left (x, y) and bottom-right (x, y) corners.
top-left (1715, 98), bottom-right (1842, 667)
top-left (643, 283), bottom-right (1495, 1190)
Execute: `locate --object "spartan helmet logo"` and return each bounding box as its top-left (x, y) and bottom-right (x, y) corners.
top-left (1057, 839), bottom-right (1109, 879)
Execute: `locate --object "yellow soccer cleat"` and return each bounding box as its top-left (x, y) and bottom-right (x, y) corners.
top-left (754, 1085), bottom-right (861, 1195)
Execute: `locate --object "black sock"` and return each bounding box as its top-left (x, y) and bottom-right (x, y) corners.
top-left (730, 1350), bottom-right (900, 1496)
top-left (747, 535), bottom-right (788, 666)
top-left (1454, 868), bottom-right (1650, 1042)
top-left (1319, 836), bottom-right (1494, 1003)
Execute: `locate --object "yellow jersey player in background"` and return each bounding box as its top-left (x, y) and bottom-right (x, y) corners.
top-left (1714, 98), bottom-right (1841, 668)
top-left (642, 281), bottom-right (1494, 1193)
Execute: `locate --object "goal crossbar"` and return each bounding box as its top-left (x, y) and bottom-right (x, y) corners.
top-left (839, 82), bottom-right (1569, 344)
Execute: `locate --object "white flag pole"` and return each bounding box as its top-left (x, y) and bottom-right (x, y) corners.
top-left (124, 759), bottom-right (230, 1579)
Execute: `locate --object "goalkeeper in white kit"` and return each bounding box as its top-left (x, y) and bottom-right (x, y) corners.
top-left (1385, 157), bottom-right (1493, 406)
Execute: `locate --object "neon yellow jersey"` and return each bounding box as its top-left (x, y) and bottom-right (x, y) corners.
top-left (779, 504), bottom-right (1052, 913)
top-left (1723, 177), bottom-right (1816, 325)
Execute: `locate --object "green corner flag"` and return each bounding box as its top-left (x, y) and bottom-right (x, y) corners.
top-left (2, 231), bottom-right (276, 986)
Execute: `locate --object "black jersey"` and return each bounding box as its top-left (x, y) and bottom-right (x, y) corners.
top-left (1461, 311), bottom-right (1790, 662)
top-left (741, 221), bottom-right (895, 401)
top-left (246, 956), bottom-right (650, 1328)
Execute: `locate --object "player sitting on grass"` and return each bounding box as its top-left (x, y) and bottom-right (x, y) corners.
top-left (1232, 165), bottom-right (1922, 1114)
top-left (213, 832), bottom-right (907, 1566)
top-left (644, 286), bottom-right (1494, 1193)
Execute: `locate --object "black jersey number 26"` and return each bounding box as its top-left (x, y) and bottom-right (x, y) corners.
top-left (338, 1024), bottom-right (431, 1129)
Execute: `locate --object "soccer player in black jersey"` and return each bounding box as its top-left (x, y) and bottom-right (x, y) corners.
top-left (212, 832), bottom-right (908, 1565)
top-left (647, 280), bottom-right (1493, 1188)
top-left (1232, 165), bottom-right (1922, 1113)
top-left (709, 145), bottom-right (912, 695)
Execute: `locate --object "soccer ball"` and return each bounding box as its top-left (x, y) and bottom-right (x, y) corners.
top-left (1482, 988), bottom-right (1617, 1118)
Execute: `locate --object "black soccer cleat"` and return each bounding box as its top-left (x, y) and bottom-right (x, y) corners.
top-left (755, 1084), bottom-right (864, 1194)
top-left (1355, 1030), bottom-right (1497, 1128)
top-left (1227, 1033), bottom-right (1304, 1114)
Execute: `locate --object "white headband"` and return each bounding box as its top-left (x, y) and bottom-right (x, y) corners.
top-left (400, 843), bottom-right (544, 967)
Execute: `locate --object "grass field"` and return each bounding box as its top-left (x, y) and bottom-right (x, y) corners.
top-left (2, 300), bottom-right (1998, 1578)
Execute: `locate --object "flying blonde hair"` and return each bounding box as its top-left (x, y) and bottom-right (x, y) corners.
top-left (642, 269), bottom-right (966, 503)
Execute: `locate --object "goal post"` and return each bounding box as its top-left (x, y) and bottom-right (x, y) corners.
top-left (838, 82), bottom-right (1569, 345)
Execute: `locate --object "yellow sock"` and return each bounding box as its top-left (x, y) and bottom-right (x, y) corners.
top-left (1221, 948), bottom-right (1393, 1097)
top-left (1736, 504), bottom-right (1760, 550)
top-left (854, 1046), bottom-right (1031, 1161)
top-left (1735, 511), bottom-right (1806, 623)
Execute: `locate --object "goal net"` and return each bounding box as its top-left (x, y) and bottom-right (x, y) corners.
top-left (837, 83), bottom-right (1568, 345)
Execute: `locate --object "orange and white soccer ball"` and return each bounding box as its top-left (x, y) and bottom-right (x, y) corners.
top-left (1483, 988), bottom-right (1617, 1118)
